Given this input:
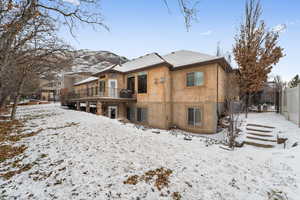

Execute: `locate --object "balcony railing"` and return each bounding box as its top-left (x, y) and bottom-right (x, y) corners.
top-left (66, 87), bottom-right (135, 100)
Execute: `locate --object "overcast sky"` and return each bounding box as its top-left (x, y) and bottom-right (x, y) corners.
top-left (59, 0), bottom-right (300, 81)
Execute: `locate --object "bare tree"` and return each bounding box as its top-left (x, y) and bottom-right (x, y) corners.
top-left (224, 70), bottom-right (241, 149)
top-left (0, 0), bottom-right (200, 118)
top-left (233, 0), bottom-right (284, 118)
top-left (0, 4), bottom-right (72, 119)
top-left (273, 75), bottom-right (285, 113)
top-left (163, 0), bottom-right (199, 31)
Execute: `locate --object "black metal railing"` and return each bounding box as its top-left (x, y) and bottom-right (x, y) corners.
top-left (66, 87), bottom-right (135, 100)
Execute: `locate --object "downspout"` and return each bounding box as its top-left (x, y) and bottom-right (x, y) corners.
top-left (169, 68), bottom-right (173, 128)
top-left (155, 53), bottom-right (173, 128)
top-left (216, 64), bottom-right (219, 118)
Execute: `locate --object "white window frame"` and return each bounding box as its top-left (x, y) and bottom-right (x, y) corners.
top-left (108, 79), bottom-right (118, 98)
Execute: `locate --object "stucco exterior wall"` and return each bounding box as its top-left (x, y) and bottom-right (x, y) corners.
top-left (124, 65), bottom-right (172, 129)
top-left (171, 64), bottom-right (219, 101)
top-left (217, 65), bottom-right (227, 102)
top-left (74, 80), bottom-right (98, 94)
top-left (172, 102), bottom-right (217, 133)
top-left (170, 63), bottom-right (222, 133)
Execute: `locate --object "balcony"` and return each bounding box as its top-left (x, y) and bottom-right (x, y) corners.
top-left (65, 87), bottom-right (136, 103)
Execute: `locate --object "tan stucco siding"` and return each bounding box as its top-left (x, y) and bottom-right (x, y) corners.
top-left (131, 65), bottom-right (171, 103)
top-left (170, 64), bottom-right (221, 133)
top-left (172, 102), bottom-right (217, 133)
top-left (171, 64), bottom-right (219, 103)
top-left (134, 102), bottom-right (170, 129)
top-left (123, 65), bottom-right (172, 129)
top-left (217, 64), bottom-right (227, 103)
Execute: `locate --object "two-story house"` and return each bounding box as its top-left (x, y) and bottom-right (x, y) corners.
top-left (67, 50), bottom-right (233, 134)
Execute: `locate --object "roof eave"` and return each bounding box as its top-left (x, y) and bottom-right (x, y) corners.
top-left (170, 57), bottom-right (233, 72)
top-left (119, 61), bottom-right (171, 74)
top-left (74, 79), bottom-right (98, 86)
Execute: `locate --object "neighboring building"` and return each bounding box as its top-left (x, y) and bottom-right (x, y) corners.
top-left (62, 72), bottom-right (94, 91)
top-left (252, 81), bottom-right (276, 106)
top-left (65, 50), bottom-right (233, 134)
top-left (39, 78), bottom-right (62, 101)
top-left (60, 72), bottom-right (95, 105)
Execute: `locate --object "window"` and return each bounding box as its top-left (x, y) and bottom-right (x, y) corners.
top-left (188, 108), bottom-right (201, 126)
top-left (127, 76), bottom-right (135, 93)
top-left (137, 107), bottom-right (147, 123)
top-left (186, 72), bottom-right (204, 87)
top-left (127, 107), bottom-right (136, 121)
top-left (138, 72), bottom-right (147, 93)
top-left (99, 80), bottom-right (105, 95)
top-left (90, 87), bottom-right (93, 96)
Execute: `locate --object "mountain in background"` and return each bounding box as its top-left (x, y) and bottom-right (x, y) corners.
top-left (65, 49), bottom-right (128, 73)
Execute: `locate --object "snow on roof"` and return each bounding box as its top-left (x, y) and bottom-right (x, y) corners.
top-left (74, 77), bottom-right (98, 86)
top-left (89, 50), bottom-right (231, 75)
top-left (113, 53), bottom-right (165, 73)
top-left (92, 64), bottom-right (118, 76)
top-left (162, 50), bottom-right (222, 68)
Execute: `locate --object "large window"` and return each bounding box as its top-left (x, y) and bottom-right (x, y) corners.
top-left (138, 72), bottom-right (147, 93)
top-left (127, 76), bottom-right (135, 93)
top-left (137, 107), bottom-right (148, 123)
top-left (186, 72), bottom-right (204, 87)
top-left (188, 107), bottom-right (201, 126)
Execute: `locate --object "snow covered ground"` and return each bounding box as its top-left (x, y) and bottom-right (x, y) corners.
top-left (1, 104), bottom-right (299, 200)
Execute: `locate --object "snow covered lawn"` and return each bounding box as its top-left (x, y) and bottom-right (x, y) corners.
top-left (1, 104), bottom-right (299, 200)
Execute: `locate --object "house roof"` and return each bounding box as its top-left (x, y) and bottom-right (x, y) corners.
top-left (92, 64), bottom-right (118, 76)
top-left (113, 53), bottom-right (165, 73)
top-left (91, 50), bottom-right (233, 75)
top-left (162, 50), bottom-right (221, 68)
top-left (74, 77), bottom-right (98, 86)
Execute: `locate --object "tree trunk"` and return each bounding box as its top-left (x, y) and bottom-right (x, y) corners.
top-left (0, 96), bottom-right (6, 109)
top-left (245, 93), bottom-right (249, 118)
top-left (10, 78), bottom-right (25, 120)
top-left (275, 91), bottom-right (280, 113)
top-left (10, 93), bottom-right (20, 120)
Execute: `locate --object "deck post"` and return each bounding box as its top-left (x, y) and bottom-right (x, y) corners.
top-left (86, 101), bottom-right (90, 113)
top-left (76, 101), bottom-right (80, 111)
top-left (96, 101), bottom-right (103, 115)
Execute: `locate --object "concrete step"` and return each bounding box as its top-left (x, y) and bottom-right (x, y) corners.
top-left (246, 131), bottom-right (274, 137)
top-left (246, 135), bottom-right (277, 143)
top-left (243, 138), bottom-right (275, 148)
top-left (246, 127), bottom-right (273, 133)
top-left (246, 123), bottom-right (275, 129)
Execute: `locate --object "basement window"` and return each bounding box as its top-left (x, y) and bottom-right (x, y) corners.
top-left (138, 72), bottom-right (147, 93)
top-left (137, 107), bottom-right (148, 123)
top-left (187, 107), bottom-right (201, 126)
top-left (127, 107), bottom-right (136, 121)
top-left (186, 72), bottom-right (204, 87)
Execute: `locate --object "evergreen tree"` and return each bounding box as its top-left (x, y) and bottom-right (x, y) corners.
top-left (289, 75), bottom-right (300, 88)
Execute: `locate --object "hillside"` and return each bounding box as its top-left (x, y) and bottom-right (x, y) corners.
top-left (65, 49), bottom-right (128, 73)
